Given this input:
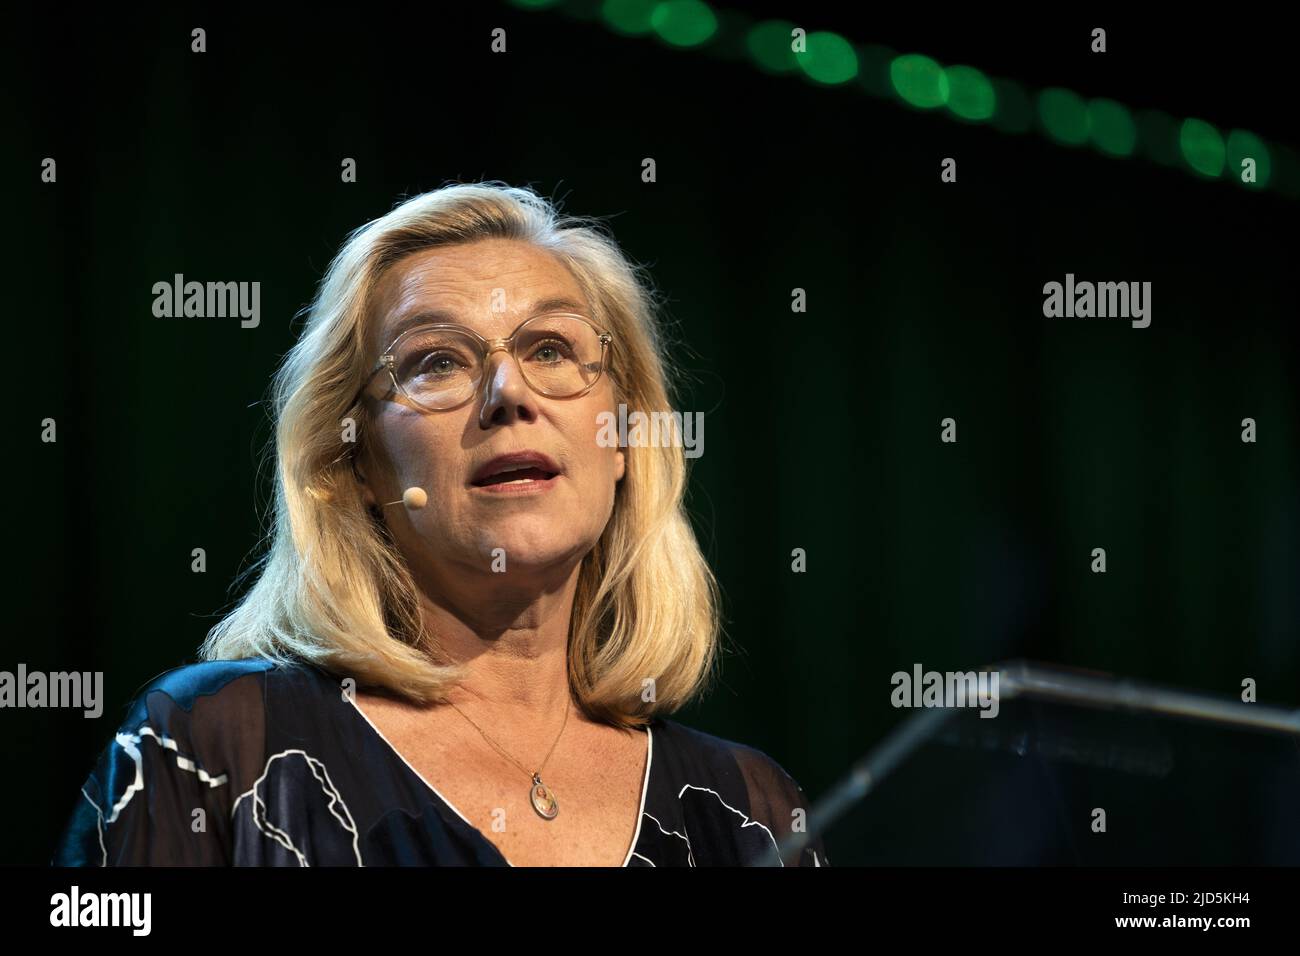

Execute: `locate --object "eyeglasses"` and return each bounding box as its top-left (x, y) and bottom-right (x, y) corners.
top-left (359, 312), bottom-right (613, 413)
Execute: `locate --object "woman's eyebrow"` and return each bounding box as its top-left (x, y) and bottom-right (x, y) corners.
top-left (384, 307), bottom-right (460, 340)
top-left (383, 295), bottom-right (589, 341)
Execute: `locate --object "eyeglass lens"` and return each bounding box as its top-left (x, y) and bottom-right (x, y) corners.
top-left (387, 314), bottom-right (605, 409)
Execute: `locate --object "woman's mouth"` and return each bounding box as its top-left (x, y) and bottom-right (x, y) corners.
top-left (469, 452), bottom-right (562, 494)
top-left (470, 467), bottom-right (560, 495)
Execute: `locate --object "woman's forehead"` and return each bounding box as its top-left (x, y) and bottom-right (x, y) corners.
top-left (372, 242), bottom-right (589, 344)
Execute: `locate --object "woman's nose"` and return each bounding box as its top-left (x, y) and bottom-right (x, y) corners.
top-left (478, 350), bottom-right (538, 429)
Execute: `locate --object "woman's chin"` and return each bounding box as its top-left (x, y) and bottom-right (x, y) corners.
top-left (471, 535), bottom-right (594, 576)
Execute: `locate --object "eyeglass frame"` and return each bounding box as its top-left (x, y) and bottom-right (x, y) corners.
top-left (356, 311), bottom-right (614, 413)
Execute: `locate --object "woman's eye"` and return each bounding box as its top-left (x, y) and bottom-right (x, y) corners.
top-left (412, 351), bottom-right (464, 377)
top-left (529, 339), bottom-right (574, 364)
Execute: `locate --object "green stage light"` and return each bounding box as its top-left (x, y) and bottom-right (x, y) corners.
top-left (1180, 118), bottom-right (1226, 177)
top-left (650, 0), bottom-right (718, 48)
top-left (1273, 146), bottom-right (1300, 199)
top-left (1038, 88), bottom-right (1089, 146)
top-left (1225, 129), bottom-right (1270, 188)
top-left (746, 20), bottom-right (799, 74)
top-left (601, 0), bottom-right (658, 36)
top-left (1136, 110), bottom-right (1181, 166)
top-left (796, 31), bottom-right (858, 85)
top-left (944, 65), bottom-right (995, 121)
top-left (1087, 98), bottom-right (1137, 157)
top-left (891, 54), bottom-right (948, 108)
top-left (856, 44), bottom-right (896, 98)
top-left (989, 78), bottom-right (1031, 133)
top-left (516, 0), bottom-right (1294, 198)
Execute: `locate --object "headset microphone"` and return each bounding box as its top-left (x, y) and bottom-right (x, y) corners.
top-left (382, 487), bottom-right (428, 510)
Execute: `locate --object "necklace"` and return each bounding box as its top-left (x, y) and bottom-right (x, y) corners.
top-left (446, 695), bottom-right (570, 820)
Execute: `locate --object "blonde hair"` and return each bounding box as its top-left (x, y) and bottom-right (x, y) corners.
top-left (199, 182), bottom-right (721, 728)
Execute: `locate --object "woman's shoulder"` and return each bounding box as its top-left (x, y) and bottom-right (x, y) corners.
top-left (52, 658), bottom-right (287, 866)
top-left (647, 716), bottom-right (828, 866)
top-left (649, 716), bottom-right (813, 812)
top-left (123, 657), bottom-right (337, 718)
top-left (81, 658), bottom-right (277, 756)
top-left (86, 657), bottom-right (329, 803)
top-left (651, 716), bottom-right (803, 782)
top-left (125, 658), bottom-right (278, 712)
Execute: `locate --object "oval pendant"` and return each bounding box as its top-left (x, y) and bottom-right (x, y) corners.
top-left (530, 773), bottom-right (559, 820)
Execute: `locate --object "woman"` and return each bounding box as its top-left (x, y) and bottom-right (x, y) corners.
top-left (52, 183), bottom-right (828, 867)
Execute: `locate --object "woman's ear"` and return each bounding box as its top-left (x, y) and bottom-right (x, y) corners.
top-left (352, 453), bottom-right (379, 510)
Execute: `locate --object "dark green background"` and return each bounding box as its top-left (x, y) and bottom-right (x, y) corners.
top-left (8, 4), bottom-right (1297, 864)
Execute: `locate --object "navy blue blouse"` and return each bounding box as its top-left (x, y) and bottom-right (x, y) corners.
top-left (52, 659), bottom-right (829, 867)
